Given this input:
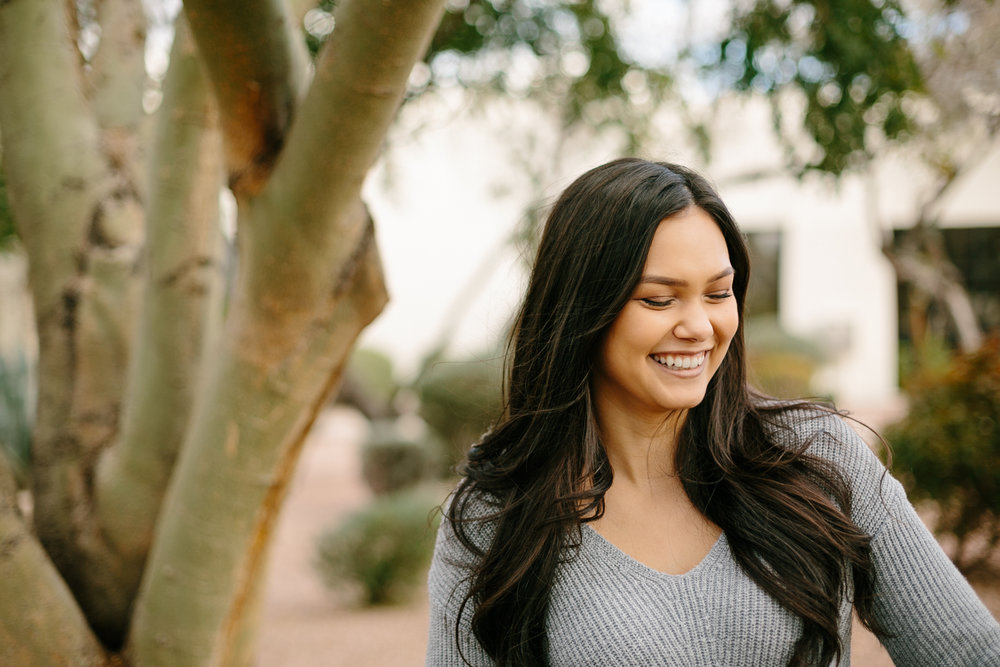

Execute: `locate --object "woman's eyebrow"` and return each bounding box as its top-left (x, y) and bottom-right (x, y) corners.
top-left (639, 266), bottom-right (734, 288)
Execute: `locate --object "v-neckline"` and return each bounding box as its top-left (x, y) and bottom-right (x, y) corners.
top-left (581, 523), bottom-right (727, 579)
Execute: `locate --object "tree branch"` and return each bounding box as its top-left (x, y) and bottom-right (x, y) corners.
top-left (880, 159), bottom-right (985, 353)
top-left (0, 0), bottom-right (144, 646)
top-left (128, 206), bottom-right (388, 664)
top-left (884, 249), bottom-right (984, 352)
top-left (0, 0), bottom-right (105, 308)
top-left (265, 0), bottom-right (447, 235)
top-left (182, 0), bottom-right (309, 197)
top-left (94, 14), bottom-right (226, 616)
top-left (89, 0), bottom-right (146, 134)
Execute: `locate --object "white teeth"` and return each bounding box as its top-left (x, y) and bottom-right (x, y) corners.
top-left (653, 352), bottom-right (706, 370)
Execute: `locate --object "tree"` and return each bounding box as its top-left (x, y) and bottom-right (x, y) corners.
top-left (708, 0), bottom-right (999, 354)
top-left (1, 0), bottom-right (995, 662)
top-left (0, 0), bottom-right (445, 663)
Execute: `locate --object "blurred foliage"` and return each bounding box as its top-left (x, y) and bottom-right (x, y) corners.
top-left (0, 172), bottom-right (18, 249)
top-left (710, 0), bottom-right (925, 175)
top-left (347, 348), bottom-right (396, 404)
top-left (424, 0), bottom-right (653, 122)
top-left (897, 333), bottom-right (954, 390)
top-left (361, 420), bottom-right (441, 495)
top-left (337, 347), bottom-right (398, 419)
top-left (298, 0), bottom-right (994, 183)
top-left (884, 334), bottom-right (1000, 573)
top-left (303, 0), bottom-right (670, 147)
top-left (415, 353), bottom-right (504, 475)
top-left (745, 316), bottom-right (826, 399)
top-left (0, 351), bottom-right (33, 487)
top-left (315, 486), bottom-right (441, 605)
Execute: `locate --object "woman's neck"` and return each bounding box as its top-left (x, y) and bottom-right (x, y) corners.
top-left (596, 404), bottom-right (688, 488)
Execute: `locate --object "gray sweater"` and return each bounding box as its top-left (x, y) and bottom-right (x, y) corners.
top-left (425, 411), bottom-right (1000, 666)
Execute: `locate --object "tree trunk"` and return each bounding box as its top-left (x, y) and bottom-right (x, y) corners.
top-left (123, 0), bottom-right (445, 663)
top-left (0, 0), bottom-right (144, 645)
top-left (0, 0), bottom-right (446, 661)
top-left (0, 455), bottom-right (107, 666)
top-left (94, 15), bottom-right (227, 634)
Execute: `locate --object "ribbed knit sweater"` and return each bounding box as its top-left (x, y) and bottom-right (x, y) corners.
top-left (425, 411), bottom-right (1000, 666)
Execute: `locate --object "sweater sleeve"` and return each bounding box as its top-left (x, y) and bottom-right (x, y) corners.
top-left (799, 411), bottom-right (1000, 665)
top-left (865, 466), bottom-right (1000, 664)
top-left (425, 494), bottom-right (495, 667)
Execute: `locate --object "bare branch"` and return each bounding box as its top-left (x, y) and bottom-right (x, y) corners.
top-left (182, 0), bottom-right (309, 196)
top-left (884, 249), bottom-right (984, 352)
top-left (94, 14), bottom-right (226, 611)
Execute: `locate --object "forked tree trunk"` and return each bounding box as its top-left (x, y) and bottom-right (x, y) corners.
top-left (0, 0), bottom-right (446, 663)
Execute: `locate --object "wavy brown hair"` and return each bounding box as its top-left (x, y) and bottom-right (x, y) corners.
top-left (448, 158), bottom-right (890, 666)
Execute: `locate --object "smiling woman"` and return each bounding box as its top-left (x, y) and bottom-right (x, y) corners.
top-left (593, 206), bottom-right (739, 423)
top-left (425, 158), bottom-right (1000, 667)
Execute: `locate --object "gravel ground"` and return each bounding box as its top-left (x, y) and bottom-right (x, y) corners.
top-left (257, 406), bottom-right (998, 666)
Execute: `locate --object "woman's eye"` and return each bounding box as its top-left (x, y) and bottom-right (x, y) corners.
top-left (640, 297), bottom-right (674, 307)
top-left (707, 291), bottom-right (733, 301)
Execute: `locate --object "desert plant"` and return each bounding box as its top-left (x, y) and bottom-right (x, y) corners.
top-left (884, 335), bottom-right (1000, 572)
top-left (415, 353), bottom-right (503, 474)
top-left (337, 347), bottom-right (400, 419)
top-left (315, 486), bottom-right (441, 605)
top-left (361, 420), bottom-right (440, 495)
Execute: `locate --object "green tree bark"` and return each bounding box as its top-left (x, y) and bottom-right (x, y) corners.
top-left (94, 15), bottom-right (227, 629)
top-left (0, 0), bottom-right (144, 645)
top-left (0, 0), bottom-right (445, 662)
top-left (128, 0), bottom-right (445, 661)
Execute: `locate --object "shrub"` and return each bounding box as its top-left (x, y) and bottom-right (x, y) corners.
top-left (360, 421), bottom-right (439, 495)
top-left (336, 347), bottom-right (399, 419)
top-left (884, 335), bottom-right (1000, 572)
top-left (315, 486), bottom-right (442, 605)
top-left (415, 354), bottom-right (503, 475)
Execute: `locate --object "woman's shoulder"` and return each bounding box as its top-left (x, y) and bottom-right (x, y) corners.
top-left (433, 483), bottom-right (501, 557)
top-left (427, 482), bottom-right (500, 604)
top-left (758, 401), bottom-right (875, 459)
top-left (444, 481), bottom-right (503, 523)
top-left (757, 400), bottom-right (905, 530)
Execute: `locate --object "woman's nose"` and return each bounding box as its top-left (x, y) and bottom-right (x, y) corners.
top-left (672, 302), bottom-right (713, 341)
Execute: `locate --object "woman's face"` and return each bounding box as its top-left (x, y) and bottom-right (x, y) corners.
top-left (592, 205), bottom-right (739, 422)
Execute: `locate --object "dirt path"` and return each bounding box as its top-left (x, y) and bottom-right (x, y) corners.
top-left (258, 407), bottom-right (997, 666)
top-left (258, 407), bottom-right (430, 666)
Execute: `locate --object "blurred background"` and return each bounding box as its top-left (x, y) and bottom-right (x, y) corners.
top-left (1, 0), bottom-right (998, 664)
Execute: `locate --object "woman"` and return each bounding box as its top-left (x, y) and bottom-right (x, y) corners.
top-left (425, 158), bottom-right (1000, 666)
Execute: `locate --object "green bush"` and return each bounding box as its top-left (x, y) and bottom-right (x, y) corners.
top-left (884, 335), bottom-right (1000, 572)
top-left (336, 347), bottom-right (399, 419)
top-left (415, 354), bottom-right (503, 475)
top-left (315, 486), bottom-right (442, 605)
top-left (360, 421), bottom-right (439, 495)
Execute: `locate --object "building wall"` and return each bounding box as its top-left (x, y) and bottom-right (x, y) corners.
top-left (707, 98), bottom-right (999, 407)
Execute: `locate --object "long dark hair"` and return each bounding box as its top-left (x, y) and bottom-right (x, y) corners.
top-left (448, 158), bottom-right (889, 666)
